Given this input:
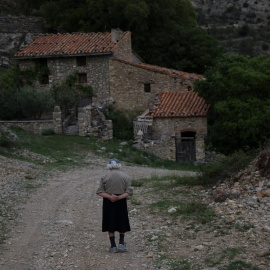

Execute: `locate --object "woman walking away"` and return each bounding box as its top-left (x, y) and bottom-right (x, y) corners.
top-left (96, 158), bottom-right (133, 253)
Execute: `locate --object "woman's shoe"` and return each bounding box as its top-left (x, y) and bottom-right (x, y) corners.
top-left (109, 246), bottom-right (118, 253)
top-left (118, 244), bottom-right (127, 252)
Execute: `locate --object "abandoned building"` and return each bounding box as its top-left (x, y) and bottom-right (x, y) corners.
top-left (14, 29), bottom-right (209, 162)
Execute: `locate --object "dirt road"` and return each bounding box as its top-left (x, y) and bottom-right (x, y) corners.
top-left (0, 161), bottom-right (195, 270)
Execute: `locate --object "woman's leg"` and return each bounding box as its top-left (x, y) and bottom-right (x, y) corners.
top-left (119, 232), bottom-right (125, 245)
top-left (108, 232), bottom-right (116, 247)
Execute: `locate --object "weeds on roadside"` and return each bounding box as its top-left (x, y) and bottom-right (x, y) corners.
top-left (150, 199), bottom-right (216, 224)
top-left (133, 174), bottom-right (200, 189)
top-left (155, 257), bottom-right (193, 270)
top-left (2, 128), bottom-right (199, 171)
top-left (198, 151), bottom-right (253, 186)
top-left (221, 260), bottom-right (261, 270)
top-left (205, 247), bottom-right (244, 267)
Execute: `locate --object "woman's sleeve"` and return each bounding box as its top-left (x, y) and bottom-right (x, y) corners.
top-left (125, 176), bottom-right (133, 195)
top-left (96, 178), bottom-right (105, 194)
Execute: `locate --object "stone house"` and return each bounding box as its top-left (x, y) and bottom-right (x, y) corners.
top-left (14, 29), bottom-right (209, 161)
top-left (14, 29), bottom-right (203, 110)
top-left (134, 92), bottom-right (210, 162)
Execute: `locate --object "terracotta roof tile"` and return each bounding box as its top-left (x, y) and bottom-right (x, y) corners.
top-left (15, 32), bottom-right (130, 58)
top-left (148, 92), bottom-right (210, 118)
top-left (112, 58), bottom-right (203, 80)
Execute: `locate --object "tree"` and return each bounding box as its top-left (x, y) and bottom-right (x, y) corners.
top-left (39, 0), bottom-right (221, 74)
top-left (195, 54), bottom-right (270, 154)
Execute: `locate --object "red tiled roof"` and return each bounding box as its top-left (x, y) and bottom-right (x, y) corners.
top-left (148, 92), bottom-right (210, 118)
top-left (112, 58), bottom-right (203, 80)
top-left (15, 32), bottom-right (130, 58)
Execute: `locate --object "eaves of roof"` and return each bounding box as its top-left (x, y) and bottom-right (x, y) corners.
top-left (148, 92), bottom-right (210, 118)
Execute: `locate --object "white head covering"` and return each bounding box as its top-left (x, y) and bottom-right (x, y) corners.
top-left (107, 158), bottom-right (121, 169)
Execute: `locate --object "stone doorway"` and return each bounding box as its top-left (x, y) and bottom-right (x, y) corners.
top-left (176, 131), bottom-right (196, 162)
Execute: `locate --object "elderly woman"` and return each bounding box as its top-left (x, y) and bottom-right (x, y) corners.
top-left (96, 158), bottom-right (133, 253)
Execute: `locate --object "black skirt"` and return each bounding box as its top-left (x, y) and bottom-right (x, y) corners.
top-left (102, 197), bottom-right (131, 233)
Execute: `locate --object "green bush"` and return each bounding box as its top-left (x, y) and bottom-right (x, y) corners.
top-left (198, 151), bottom-right (253, 186)
top-left (0, 86), bottom-right (55, 120)
top-left (103, 106), bottom-right (141, 140)
top-left (17, 87), bottom-right (55, 119)
top-left (51, 74), bottom-right (93, 117)
top-left (41, 128), bottom-right (55, 136)
top-left (0, 132), bottom-right (17, 148)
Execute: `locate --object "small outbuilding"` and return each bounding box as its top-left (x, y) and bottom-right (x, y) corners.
top-left (134, 91), bottom-right (210, 162)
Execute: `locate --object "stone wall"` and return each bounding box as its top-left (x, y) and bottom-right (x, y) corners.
top-left (0, 120), bottom-right (54, 135)
top-left (137, 117), bottom-right (207, 161)
top-left (18, 55), bottom-right (111, 100)
top-left (113, 31), bottom-right (133, 62)
top-left (109, 58), bottom-right (199, 110)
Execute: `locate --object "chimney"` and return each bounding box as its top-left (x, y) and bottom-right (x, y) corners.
top-left (111, 28), bottom-right (123, 43)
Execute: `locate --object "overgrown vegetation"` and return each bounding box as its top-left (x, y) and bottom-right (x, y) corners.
top-left (195, 54), bottom-right (270, 154)
top-left (0, 128), bottom-right (198, 171)
top-left (198, 151), bottom-right (254, 186)
top-left (103, 106), bottom-right (141, 140)
top-left (8, 0), bottom-right (223, 75)
top-left (50, 73), bottom-right (93, 117)
top-left (0, 65), bottom-right (55, 120)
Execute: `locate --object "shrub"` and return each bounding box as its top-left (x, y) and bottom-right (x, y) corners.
top-left (0, 132), bottom-right (17, 148)
top-left (198, 151), bottom-right (253, 186)
top-left (103, 106), bottom-right (141, 140)
top-left (41, 128), bottom-right (55, 136)
top-left (0, 86), bottom-right (55, 120)
top-left (17, 87), bottom-right (55, 119)
top-left (51, 74), bottom-right (93, 117)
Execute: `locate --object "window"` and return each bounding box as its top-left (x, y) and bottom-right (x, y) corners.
top-left (37, 58), bottom-right (48, 67)
top-left (78, 73), bottom-right (87, 83)
top-left (144, 83), bottom-right (151, 93)
top-left (77, 56), bottom-right (86, 66)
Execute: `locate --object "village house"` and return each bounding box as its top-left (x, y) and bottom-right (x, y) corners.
top-left (14, 29), bottom-right (202, 110)
top-left (134, 92), bottom-right (210, 162)
top-left (14, 29), bottom-right (209, 162)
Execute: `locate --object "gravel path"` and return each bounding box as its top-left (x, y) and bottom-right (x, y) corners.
top-left (1, 153), bottom-right (269, 270)
top-left (0, 157), bottom-right (195, 270)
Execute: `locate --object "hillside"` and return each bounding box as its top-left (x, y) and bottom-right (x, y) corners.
top-left (1, 0), bottom-right (270, 68)
top-left (191, 0), bottom-right (270, 56)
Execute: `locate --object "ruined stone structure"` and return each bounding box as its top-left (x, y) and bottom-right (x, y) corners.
top-left (0, 105), bottom-right (113, 140)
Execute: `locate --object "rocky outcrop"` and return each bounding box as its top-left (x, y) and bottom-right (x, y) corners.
top-left (191, 0), bottom-right (270, 56)
top-left (0, 16), bottom-right (45, 67)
